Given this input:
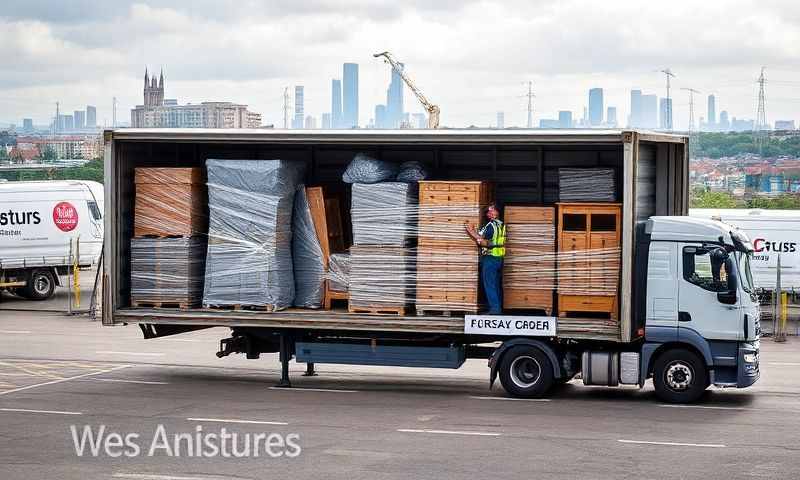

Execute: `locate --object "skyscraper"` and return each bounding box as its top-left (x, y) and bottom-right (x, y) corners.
top-left (331, 79), bottom-right (342, 129)
top-left (23, 119), bottom-right (33, 132)
top-left (719, 111), bottom-right (730, 131)
top-left (74, 110), bottom-right (86, 129)
top-left (304, 115), bottom-right (316, 129)
top-left (342, 63), bottom-right (359, 128)
top-left (659, 98), bottom-right (672, 130)
top-left (63, 114), bottom-right (74, 131)
top-left (558, 111), bottom-right (572, 128)
top-left (374, 105), bottom-right (386, 129)
top-left (412, 113), bottom-right (426, 129)
top-left (606, 107), bottom-right (617, 127)
top-left (86, 105), bottom-right (96, 127)
top-left (322, 113), bottom-right (331, 129)
top-left (386, 63), bottom-right (404, 128)
top-left (642, 95), bottom-right (658, 129)
top-left (707, 94), bottom-right (716, 130)
top-left (496, 111), bottom-right (505, 129)
top-left (293, 86), bottom-right (304, 129)
top-left (629, 89), bottom-right (643, 127)
top-left (588, 88), bottom-right (604, 126)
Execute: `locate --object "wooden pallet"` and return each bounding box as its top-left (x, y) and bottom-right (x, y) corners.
top-left (131, 300), bottom-right (195, 310)
top-left (415, 307), bottom-right (480, 317)
top-left (557, 294), bottom-right (618, 320)
top-left (323, 280), bottom-right (348, 310)
top-left (348, 305), bottom-right (406, 315)
top-left (206, 304), bottom-right (276, 312)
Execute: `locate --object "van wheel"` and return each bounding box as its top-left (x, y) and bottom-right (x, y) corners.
top-left (653, 349), bottom-right (709, 404)
top-left (23, 269), bottom-right (56, 301)
top-left (499, 346), bottom-right (554, 398)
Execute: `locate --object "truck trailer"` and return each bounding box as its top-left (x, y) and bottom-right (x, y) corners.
top-left (103, 129), bottom-right (760, 403)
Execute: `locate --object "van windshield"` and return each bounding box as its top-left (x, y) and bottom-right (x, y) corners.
top-left (737, 252), bottom-right (754, 293)
top-left (87, 201), bottom-right (102, 220)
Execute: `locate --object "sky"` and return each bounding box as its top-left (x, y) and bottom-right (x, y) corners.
top-left (1, 0), bottom-right (799, 130)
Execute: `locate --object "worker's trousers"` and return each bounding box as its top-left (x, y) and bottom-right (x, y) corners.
top-left (480, 255), bottom-right (503, 314)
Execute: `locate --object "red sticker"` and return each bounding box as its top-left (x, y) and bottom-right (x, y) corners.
top-left (53, 201), bottom-right (78, 232)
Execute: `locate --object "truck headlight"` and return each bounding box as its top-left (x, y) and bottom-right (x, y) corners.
top-left (743, 353), bottom-right (758, 363)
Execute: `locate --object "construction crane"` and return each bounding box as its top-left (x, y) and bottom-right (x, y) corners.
top-left (373, 51), bottom-right (440, 129)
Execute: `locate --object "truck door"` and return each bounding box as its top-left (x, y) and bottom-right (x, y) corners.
top-left (646, 241), bottom-right (679, 340)
top-left (677, 244), bottom-right (741, 341)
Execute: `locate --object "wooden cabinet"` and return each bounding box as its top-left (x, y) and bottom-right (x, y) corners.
top-left (416, 181), bottom-right (492, 314)
top-left (502, 206), bottom-right (556, 314)
top-left (556, 203), bottom-right (621, 320)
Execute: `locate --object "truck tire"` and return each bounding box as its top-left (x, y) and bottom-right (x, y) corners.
top-left (23, 269), bottom-right (56, 301)
top-left (653, 349), bottom-right (709, 404)
top-left (499, 345), bottom-right (554, 398)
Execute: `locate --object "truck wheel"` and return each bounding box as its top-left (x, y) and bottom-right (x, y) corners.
top-left (23, 269), bottom-right (56, 301)
top-left (499, 346), bottom-right (554, 398)
top-left (653, 349), bottom-right (709, 404)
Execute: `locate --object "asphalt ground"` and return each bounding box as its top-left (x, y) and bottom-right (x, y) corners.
top-left (0, 311), bottom-right (799, 479)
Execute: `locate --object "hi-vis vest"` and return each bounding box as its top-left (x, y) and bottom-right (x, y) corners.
top-left (479, 219), bottom-right (506, 257)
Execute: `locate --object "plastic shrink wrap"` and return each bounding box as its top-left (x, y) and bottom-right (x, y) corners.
top-left (558, 168), bottom-right (616, 202)
top-left (342, 153), bottom-right (398, 184)
top-left (327, 253), bottom-right (350, 292)
top-left (131, 237), bottom-right (206, 307)
top-left (203, 159), bottom-right (304, 310)
top-left (395, 161), bottom-right (429, 183)
top-left (351, 182), bottom-right (418, 246)
top-left (292, 186), bottom-right (325, 308)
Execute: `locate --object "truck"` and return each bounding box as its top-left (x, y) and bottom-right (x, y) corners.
top-left (0, 180), bottom-right (104, 300)
top-left (690, 208), bottom-right (800, 291)
top-left (103, 129), bottom-right (760, 403)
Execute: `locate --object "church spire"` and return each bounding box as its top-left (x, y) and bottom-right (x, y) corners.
top-left (144, 67), bottom-right (149, 88)
top-left (159, 69), bottom-right (164, 88)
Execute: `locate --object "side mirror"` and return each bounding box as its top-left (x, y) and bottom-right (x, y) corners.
top-left (717, 256), bottom-right (737, 305)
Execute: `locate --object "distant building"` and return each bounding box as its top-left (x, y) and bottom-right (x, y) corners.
top-left (642, 94), bottom-right (658, 129)
top-left (775, 120), bottom-right (796, 130)
top-left (86, 106), bottom-right (96, 128)
top-left (629, 90), bottom-right (642, 127)
top-left (588, 88), bottom-right (603, 126)
top-left (130, 69), bottom-right (261, 128)
top-left (496, 111), bottom-right (505, 129)
top-left (719, 111), bottom-right (730, 131)
top-left (606, 106), bottom-right (617, 127)
top-left (539, 119), bottom-right (560, 128)
top-left (412, 113), bottom-right (426, 129)
top-left (342, 63), bottom-right (359, 128)
top-left (63, 115), bottom-right (74, 131)
top-left (386, 63), bottom-right (404, 128)
top-left (22, 119), bottom-right (33, 132)
top-left (659, 97), bottom-right (672, 130)
top-left (731, 117), bottom-right (755, 132)
top-left (322, 113), bottom-right (331, 129)
top-left (558, 111), bottom-right (572, 128)
top-left (293, 86), bottom-right (304, 129)
top-left (304, 115), bottom-right (316, 130)
top-left (707, 95), bottom-right (716, 129)
top-left (331, 79), bottom-right (342, 129)
top-left (74, 110), bottom-right (86, 129)
top-left (21, 135), bottom-right (102, 160)
top-left (374, 105), bottom-right (387, 129)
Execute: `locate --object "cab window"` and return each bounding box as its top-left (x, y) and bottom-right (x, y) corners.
top-left (682, 247), bottom-right (729, 292)
top-left (87, 201), bottom-right (102, 220)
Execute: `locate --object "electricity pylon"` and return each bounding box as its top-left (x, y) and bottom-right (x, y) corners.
top-left (754, 67), bottom-right (768, 154)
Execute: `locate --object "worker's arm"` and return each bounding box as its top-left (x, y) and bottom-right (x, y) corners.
top-left (464, 224), bottom-right (490, 247)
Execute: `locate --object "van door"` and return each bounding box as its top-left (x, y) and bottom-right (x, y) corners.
top-left (646, 241), bottom-right (679, 340)
top-left (677, 244), bottom-right (741, 340)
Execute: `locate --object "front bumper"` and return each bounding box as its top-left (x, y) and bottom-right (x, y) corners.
top-left (737, 341), bottom-right (760, 388)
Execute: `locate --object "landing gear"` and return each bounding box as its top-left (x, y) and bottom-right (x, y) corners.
top-left (276, 333), bottom-right (292, 388)
top-left (303, 363), bottom-right (317, 377)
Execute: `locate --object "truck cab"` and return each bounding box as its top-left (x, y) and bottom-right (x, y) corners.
top-left (641, 216), bottom-right (760, 402)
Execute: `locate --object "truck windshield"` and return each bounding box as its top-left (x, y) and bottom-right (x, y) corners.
top-left (737, 252), bottom-right (754, 293)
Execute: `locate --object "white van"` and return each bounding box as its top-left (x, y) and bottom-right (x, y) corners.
top-left (0, 180), bottom-right (104, 300)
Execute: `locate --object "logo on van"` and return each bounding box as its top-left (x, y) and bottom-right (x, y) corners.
top-left (53, 201), bottom-right (78, 232)
top-left (753, 238), bottom-right (796, 253)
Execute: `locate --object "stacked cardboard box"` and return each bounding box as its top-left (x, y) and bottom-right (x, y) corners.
top-left (348, 182), bottom-right (417, 314)
top-left (502, 206), bottom-right (556, 314)
top-left (203, 159), bottom-right (303, 310)
top-left (416, 181), bottom-right (492, 314)
top-left (130, 167), bottom-right (207, 309)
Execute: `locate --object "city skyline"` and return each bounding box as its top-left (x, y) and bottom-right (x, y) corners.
top-left (1, 1), bottom-right (799, 129)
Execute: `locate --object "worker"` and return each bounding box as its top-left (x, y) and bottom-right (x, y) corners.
top-left (464, 203), bottom-right (506, 315)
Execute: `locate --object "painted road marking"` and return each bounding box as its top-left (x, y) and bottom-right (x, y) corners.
top-left (0, 407), bottom-right (82, 415)
top-left (85, 378), bottom-right (169, 385)
top-left (0, 330), bottom-right (32, 334)
top-left (159, 338), bottom-right (205, 343)
top-left (765, 362), bottom-right (800, 366)
top-left (0, 364), bottom-right (131, 396)
top-left (618, 439), bottom-right (726, 448)
top-left (113, 474), bottom-right (224, 480)
top-left (398, 428), bottom-right (502, 437)
top-left (469, 396), bottom-right (551, 402)
top-left (96, 351), bottom-right (165, 357)
top-left (658, 404), bottom-right (755, 411)
top-left (187, 417), bottom-right (289, 426)
top-left (268, 386), bottom-right (359, 393)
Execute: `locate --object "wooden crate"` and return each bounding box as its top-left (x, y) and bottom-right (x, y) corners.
top-left (502, 206), bottom-right (556, 314)
top-left (134, 167), bottom-right (206, 237)
top-left (556, 203), bottom-right (621, 320)
top-left (416, 181), bottom-right (491, 314)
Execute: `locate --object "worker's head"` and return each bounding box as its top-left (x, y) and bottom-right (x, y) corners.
top-left (486, 203), bottom-right (499, 221)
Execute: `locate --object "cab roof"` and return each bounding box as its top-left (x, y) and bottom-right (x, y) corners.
top-left (647, 216), bottom-right (739, 244)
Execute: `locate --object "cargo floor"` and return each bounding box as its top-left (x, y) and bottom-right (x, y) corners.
top-left (115, 307), bottom-right (620, 341)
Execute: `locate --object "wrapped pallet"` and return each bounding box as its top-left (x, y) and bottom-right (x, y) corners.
top-left (203, 159), bottom-right (304, 310)
top-left (558, 168), bottom-right (616, 202)
top-left (349, 245), bottom-right (414, 313)
top-left (134, 167), bottom-right (206, 237)
top-left (131, 237), bottom-right (206, 308)
top-left (327, 253), bottom-right (350, 292)
top-left (351, 182), bottom-right (418, 246)
top-left (292, 186), bottom-right (325, 308)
